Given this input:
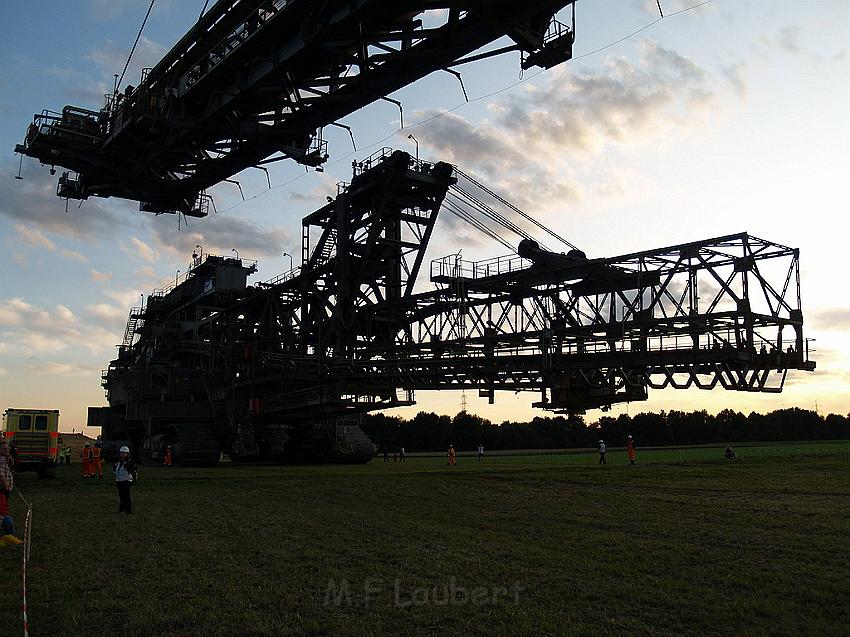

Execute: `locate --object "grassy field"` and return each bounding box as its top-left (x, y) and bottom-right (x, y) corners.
top-left (1, 442), bottom-right (849, 637)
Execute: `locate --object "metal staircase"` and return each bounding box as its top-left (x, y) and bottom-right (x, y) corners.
top-left (121, 307), bottom-right (142, 349)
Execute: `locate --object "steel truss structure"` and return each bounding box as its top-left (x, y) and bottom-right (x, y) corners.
top-left (91, 151), bottom-right (814, 463)
top-left (15, 0), bottom-right (576, 216)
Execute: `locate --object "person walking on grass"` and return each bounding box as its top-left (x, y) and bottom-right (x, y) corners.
top-left (81, 443), bottom-right (93, 478)
top-left (447, 444), bottom-right (457, 466)
top-left (92, 437), bottom-right (104, 479)
top-left (0, 439), bottom-right (23, 546)
top-left (114, 446), bottom-right (138, 514)
top-left (626, 435), bottom-right (636, 466)
top-left (399, 447), bottom-right (405, 463)
top-left (478, 443), bottom-right (485, 462)
top-left (597, 440), bottom-right (607, 465)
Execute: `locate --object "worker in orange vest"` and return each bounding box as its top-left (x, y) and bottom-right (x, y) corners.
top-left (447, 444), bottom-right (457, 466)
top-left (92, 441), bottom-right (104, 479)
top-left (80, 443), bottom-right (93, 477)
top-left (163, 446), bottom-right (173, 467)
top-left (626, 435), bottom-right (637, 466)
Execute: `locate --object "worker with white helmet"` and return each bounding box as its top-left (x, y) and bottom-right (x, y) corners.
top-left (113, 446), bottom-right (138, 514)
top-left (597, 440), bottom-right (607, 465)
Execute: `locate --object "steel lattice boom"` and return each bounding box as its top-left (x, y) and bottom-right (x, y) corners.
top-left (15, 0), bottom-right (576, 216)
top-left (89, 152), bottom-right (815, 464)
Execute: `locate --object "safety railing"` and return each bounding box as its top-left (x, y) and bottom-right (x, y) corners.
top-left (430, 253), bottom-right (531, 281)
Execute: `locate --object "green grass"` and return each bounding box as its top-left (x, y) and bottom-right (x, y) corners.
top-left (2, 442), bottom-right (849, 636)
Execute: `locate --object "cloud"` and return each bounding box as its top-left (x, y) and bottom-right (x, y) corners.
top-left (35, 362), bottom-right (76, 375)
top-left (60, 248), bottom-right (89, 263)
top-left (56, 305), bottom-right (76, 323)
top-left (149, 214), bottom-right (290, 260)
top-left (86, 37), bottom-right (167, 89)
top-left (493, 42), bottom-right (714, 156)
top-left (90, 269), bottom-right (113, 282)
top-left (721, 61), bottom-right (748, 99)
top-left (125, 236), bottom-right (156, 262)
top-left (13, 224), bottom-right (56, 251)
top-left (87, 303), bottom-right (128, 330)
top-left (287, 187), bottom-right (333, 202)
top-left (778, 25), bottom-right (801, 53)
top-left (104, 288), bottom-right (143, 308)
top-left (135, 265), bottom-right (157, 280)
top-left (41, 63), bottom-right (109, 107)
top-left (8, 223), bottom-right (88, 263)
top-left (0, 296), bottom-right (118, 356)
top-left (27, 361), bottom-right (101, 376)
top-left (810, 308), bottom-right (850, 332)
top-left (0, 298), bottom-right (44, 327)
top-left (0, 160), bottom-right (129, 241)
top-left (410, 40), bottom-right (723, 236)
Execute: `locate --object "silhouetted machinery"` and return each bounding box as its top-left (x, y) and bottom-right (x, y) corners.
top-left (15, 0), bottom-right (577, 216)
top-left (15, 1), bottom-right (814, 463)
top-left (88, 150), bottom-right (814, 463)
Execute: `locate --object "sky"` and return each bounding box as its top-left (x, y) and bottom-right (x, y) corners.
top-left (0, 0), bottom-right (847, 433)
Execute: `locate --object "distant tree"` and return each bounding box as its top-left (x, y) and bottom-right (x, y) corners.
top-left (716, 409), bottom-right (748, 441)
top-left (631, 411), bottom-right (668, 445)
top-left (825, 413), bottom-right (850, 439)
top-left (363, 403), bottom-right (840, 451)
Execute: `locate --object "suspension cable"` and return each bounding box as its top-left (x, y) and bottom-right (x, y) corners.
top-left (447, 186), bottom-right (539, 247)
top-left (117, 0), bottom-right (156, 90)
top-left (441, 198), bottom-right (515, 251)
top-left (454, 167), bottom-right (578, 251)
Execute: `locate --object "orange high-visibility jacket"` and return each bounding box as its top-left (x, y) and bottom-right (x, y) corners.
top-left (92, 447), bottom-right (102, 459)
top-left (81, 447), bottom-right (93, 460)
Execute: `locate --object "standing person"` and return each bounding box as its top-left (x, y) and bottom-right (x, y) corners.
top-left (92, 439), bottom-right (104, 479)
top-left (81, 443), bottom-right (93, 477)
top-left (399, 447), bottom-right (406, 463)
top-left (63, 444), bottom-right (72, 465)
top-left (114, 446), bottom-right (137, 514)
top-left (447, 444), bottom-right (457, 466)
top-left (8, 440), bottom-right (18, 475)
top-left (0, 439), bottom-right (22, 544)
top-left (597, 440), bottom-right (607, 465)
top-left (477, 443), bottom-right (485, 462)
top-left (382, 445), bottom-right (389, 463)
top-left (626, 435), bottom-right (636, 466)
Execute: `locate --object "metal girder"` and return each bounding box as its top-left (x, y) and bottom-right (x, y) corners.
top-left (101, 150), bottom-right (815, 448)
top-left (16, 0), bottom-right (576, 215)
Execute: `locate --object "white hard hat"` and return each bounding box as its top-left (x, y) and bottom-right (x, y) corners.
top-left (119, 446), bottom-right (130, 453)
top-left (599, 440), bottom-right (604, 443)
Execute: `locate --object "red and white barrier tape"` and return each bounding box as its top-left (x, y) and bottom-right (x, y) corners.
top-left (16, 488), bottom-right (32, 637)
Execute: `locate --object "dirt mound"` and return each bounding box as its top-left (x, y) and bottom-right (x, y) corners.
top-left (56, 433), bottom-right (97, 460)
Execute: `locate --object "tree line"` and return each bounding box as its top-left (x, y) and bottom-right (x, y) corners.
top-left (361, 408), bottom-right (850, 453)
